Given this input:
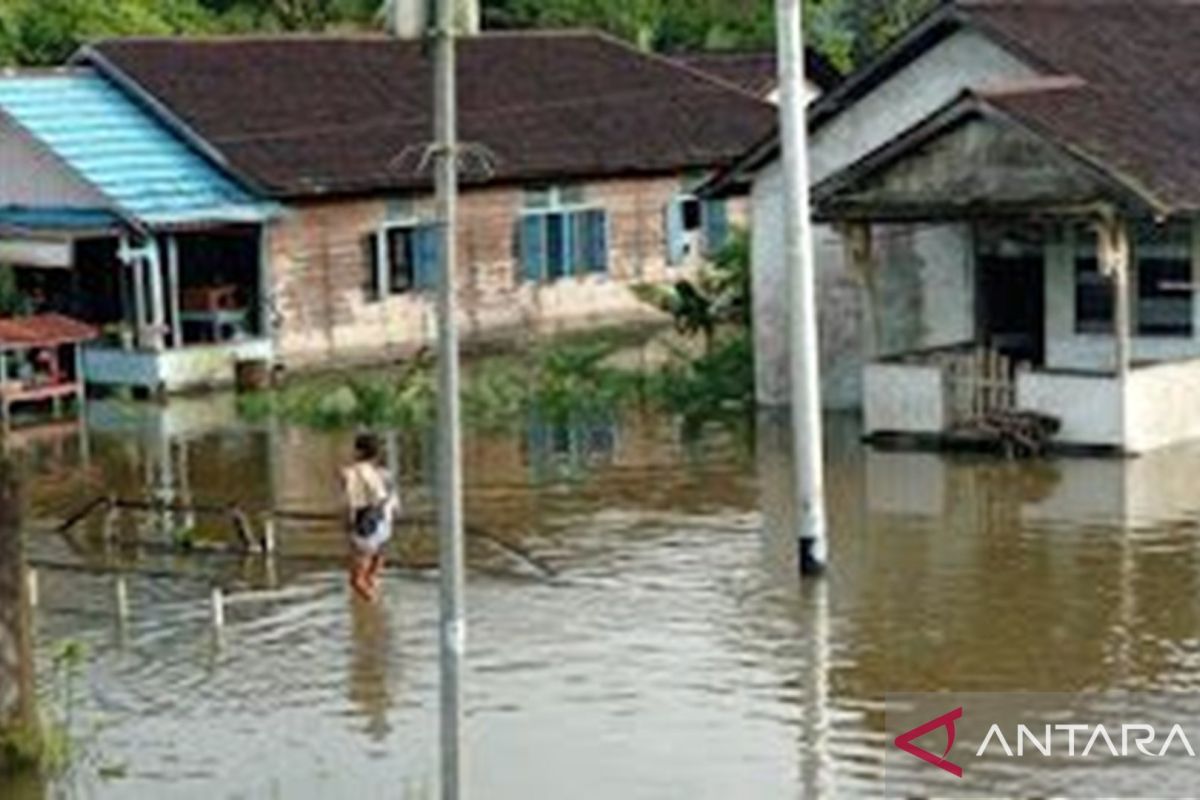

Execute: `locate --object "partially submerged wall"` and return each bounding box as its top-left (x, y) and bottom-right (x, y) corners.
top-left (268, 177), bottom-right (744, 368)
top-left (752, 29), bottom-right (1037, 409)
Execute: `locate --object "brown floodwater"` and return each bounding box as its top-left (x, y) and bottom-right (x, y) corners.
top-left (6, 396), bottom-right (1200, 799)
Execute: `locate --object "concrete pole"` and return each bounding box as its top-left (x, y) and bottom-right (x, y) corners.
top-left (146, 244), bottom-right (167, 353)
top-left (430, 1), bottom-right (467, 797)
top-left (776, 0), bottom-right (828, 575)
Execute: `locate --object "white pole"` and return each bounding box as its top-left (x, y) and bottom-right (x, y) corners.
top-left (429, 1), bottom-right (467, 797)
top-left (114, 576), bottom-right (130, 621)
top-left (210, 587), bottom-right (225, 631)
top-left (26, 567), bottom-right (38, 610)
top-left (776, 0), bottom-right (828, 575)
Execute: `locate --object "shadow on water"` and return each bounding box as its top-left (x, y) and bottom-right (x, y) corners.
top-left (6, 396), bottom-right (1200, 797)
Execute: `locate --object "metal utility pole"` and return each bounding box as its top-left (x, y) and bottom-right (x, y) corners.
top-left (776, 0), bottom-right (828, 575)
top-left (430, 0), bottom-right (467, 797)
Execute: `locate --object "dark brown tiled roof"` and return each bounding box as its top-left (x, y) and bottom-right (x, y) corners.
top-left (711, 0), bottom-right (1200, 213)
top-left (965, 0), bottom-right (1200, 212)
top-left (84, 32), bottom-right (777, 199)
top-left (674, 49), bottom-right (841, 96)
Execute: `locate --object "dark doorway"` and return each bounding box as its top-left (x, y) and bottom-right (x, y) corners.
top-left (975, 225), bottom-right (1046, 366)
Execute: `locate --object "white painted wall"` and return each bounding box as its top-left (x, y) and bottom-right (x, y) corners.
top-left (1126, 358), bottom-right (1200, 453)
top-left (862, 362), bottom-right (946, 435)
top-left (1016, 370), bottom-right (1123, 449)
top-left (0, 114), bottom-right (110, 211)
top-left (752, 28), bottom-right (1037, 409)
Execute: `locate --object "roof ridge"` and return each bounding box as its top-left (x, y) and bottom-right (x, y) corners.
top-left (92, 28), bottom-right (612, 47)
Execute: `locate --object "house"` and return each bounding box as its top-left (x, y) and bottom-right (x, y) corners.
top-left (714, 0), bottom-right (1200, 454)
top-left (674, 49), bottom-right (841, 103)
top-left (0, 30), bottom-right (774, 394)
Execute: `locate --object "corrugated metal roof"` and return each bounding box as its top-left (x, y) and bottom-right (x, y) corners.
top-left (0, 314), bottom-right (97, 347)
top-left (0, 71), bottom-right (274, 227)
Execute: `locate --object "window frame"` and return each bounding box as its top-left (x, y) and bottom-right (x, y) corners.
top-left (518, 185), bottom-right (610, 284)
top-left (371, 218), bottom-right (440, 300)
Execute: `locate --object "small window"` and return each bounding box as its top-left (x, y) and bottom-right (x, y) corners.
top-left (367, 223), bottom-right (439, 300)
top-left (1134, 220), bottom-right (1193, 337)
top-left (524, 184), bottom-right (585, 210)
top-left (386, 227), bottom-right (416, 294)
top-left (1073, 226), bottom-right (1114, 334)
top-left (681, 198), bottom-right (703, 232)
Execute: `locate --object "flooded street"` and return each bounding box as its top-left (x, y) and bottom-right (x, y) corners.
top-left (7, 399), bottom-right (1200, 799)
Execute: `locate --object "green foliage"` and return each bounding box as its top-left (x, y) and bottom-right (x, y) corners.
top-left (0, 0), bottom-right (935, 71)
top-left (0, 639), bottom-right (89, 777)
top-left (0, 0), bottom-right (215, 66)
top-left (0, 266), bottom-right (22, 316)
top-left (631, 228), bottom-right (751, 353)
top-left (647, 331), bottom-right (754, 419)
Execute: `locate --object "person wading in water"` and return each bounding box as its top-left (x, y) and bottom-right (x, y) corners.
top-left (342, 434), bottom-right (400, 602)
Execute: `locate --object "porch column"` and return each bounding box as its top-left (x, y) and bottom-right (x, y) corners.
top-left (839, 221), bottom-right (879, 357)
top-left (165, 236), bottom-right (183, 350)
top-left (257, 224), bottom-right (274, 343)
top-left (145, 241), bottom-right (167, 353)
top-left (131, 252), bottom-right (147, 350)
top-left (1096, 213), bottom-right (1132, 452)
top-left (1096, 215), bottom-right (1132, 379)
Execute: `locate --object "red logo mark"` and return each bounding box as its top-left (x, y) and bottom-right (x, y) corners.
top-left (894, 707), bottom-right (964, 778)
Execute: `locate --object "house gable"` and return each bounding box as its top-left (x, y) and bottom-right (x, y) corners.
top-left (0, 111), bottom-right (113, 214)
top-left (815, 100), bottom-right (1153, 221)
top-left (808, 27), bottom-right (1037, 184)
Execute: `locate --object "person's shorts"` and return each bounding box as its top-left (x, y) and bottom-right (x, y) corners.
top-left (350, 518), bottom-right (393, 555)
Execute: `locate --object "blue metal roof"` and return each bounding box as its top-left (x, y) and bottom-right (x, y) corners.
top-left (0, 71), bottom-right (275, 227)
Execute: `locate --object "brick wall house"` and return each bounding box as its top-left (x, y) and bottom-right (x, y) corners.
top-left (268, 176), bottom-right (747, 366)
top-left (73, 32), bottom-right (771, 375)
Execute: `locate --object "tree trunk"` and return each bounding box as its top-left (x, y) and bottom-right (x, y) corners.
top-left (0, 456), bottom-right (37, 771)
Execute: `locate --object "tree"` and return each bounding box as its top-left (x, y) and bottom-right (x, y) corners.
top-left (0, 0), bottom-right (214, 66)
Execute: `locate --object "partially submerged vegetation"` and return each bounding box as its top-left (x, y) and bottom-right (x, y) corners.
top-left (240, 233), bottom-right (755, 433)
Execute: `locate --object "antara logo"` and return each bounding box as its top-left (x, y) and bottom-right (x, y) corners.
top-left (894, 707), bottom-right (965, 778)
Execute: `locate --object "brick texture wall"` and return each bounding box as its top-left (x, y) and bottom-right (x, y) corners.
top-left (267, 175), bottom-right (746, 367)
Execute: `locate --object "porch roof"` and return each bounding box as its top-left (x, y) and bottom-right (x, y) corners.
top-left (0, 314), bottom-right (97, 349)
top-left (813, 82), bottom-right (1171, 223)
top-left (0, 71), bottom-right (276, 230)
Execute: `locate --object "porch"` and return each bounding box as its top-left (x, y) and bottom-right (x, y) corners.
top-left (814, 88), bottom-right (1200, 455)
top-left (2, 225), bottom-right (274, 394)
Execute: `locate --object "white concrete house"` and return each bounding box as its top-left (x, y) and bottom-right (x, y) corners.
top-left (715, 0), bottom-right (1200, 455)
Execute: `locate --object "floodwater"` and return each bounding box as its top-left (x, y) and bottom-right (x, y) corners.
top-left (7, 396), bottom-right (1200, 799)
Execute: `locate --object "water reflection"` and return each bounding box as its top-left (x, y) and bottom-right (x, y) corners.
top-left (9, 397), bottom-right (1200, 797)
top-left (347, 598), bottom-right (394, 742)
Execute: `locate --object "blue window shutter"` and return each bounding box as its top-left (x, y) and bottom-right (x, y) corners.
top-left (703, 199), bottom-right (729, 255)
top-left (520, 214), bottom-right (545, 282)
top-left (414, 225), bottom-right (441, 290)
top-left (665, 199), bottom-right (686, 266)
top-left (546, 213), bottom-right (569, 279)
top-left (587, 210), bottom-right (609, 273)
